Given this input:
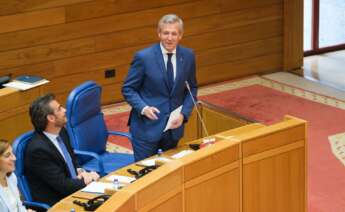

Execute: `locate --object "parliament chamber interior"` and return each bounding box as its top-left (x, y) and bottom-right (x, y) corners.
top-left (0, 0), bottom-right (344, 212)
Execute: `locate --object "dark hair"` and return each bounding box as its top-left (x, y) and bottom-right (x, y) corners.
top-left (29, 93), bottom-right (55, 132)
top-left (0, 139), bottom-right (12, 176)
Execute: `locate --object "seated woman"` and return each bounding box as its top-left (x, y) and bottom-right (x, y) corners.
top-left (0, 139), bottom-right (33, 212)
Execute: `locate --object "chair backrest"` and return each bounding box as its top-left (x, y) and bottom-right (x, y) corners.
top-left (66, 81), bottom-right (108, 155)
top-left (12, 131), bottom-right (34, 201)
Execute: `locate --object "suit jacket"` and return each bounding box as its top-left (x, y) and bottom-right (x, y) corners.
top-left (0, 173), bottom-right (27, 212)
top-left (122, 43), bottom-right (197, 141)
top-left (24, 128), bottom-right (85, 206)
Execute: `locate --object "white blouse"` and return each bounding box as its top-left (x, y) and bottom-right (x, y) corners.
top-left (2, 186), bottom-right (19, 211)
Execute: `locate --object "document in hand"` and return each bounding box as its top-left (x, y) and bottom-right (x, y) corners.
top-left (164, 105), bottom-right (182, 132)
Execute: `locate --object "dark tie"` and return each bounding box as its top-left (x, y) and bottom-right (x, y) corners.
top-left (167, 53), bottom-right (174, 91)
top-left (56, 136), bottom-right (77, 178)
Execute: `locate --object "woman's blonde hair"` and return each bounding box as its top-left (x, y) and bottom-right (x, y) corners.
top-left (0, 139), bottom-right (10, 156)
top-left (0, 139), bottom-right (12, 176)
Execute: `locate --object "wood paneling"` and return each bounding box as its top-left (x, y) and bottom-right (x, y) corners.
top-left (0, 0), bottom-right (92, 16)
top-left (220, 0), bottom-right (283, 12)
top-left (0, 0), bottom-right (219, 52)
top-left (185, 168), bottom-right (240, 212)
top-left (197, 53), bottom-right (283, 84)
top-left (183, 142), bottom-right (239, 181)
top-left (0, 0), bottom-right (303, 108)
top-left (243, 147), bottom-right (305, 212)
top-left (0, 38), bottom-right (94, 69)
top-left (0, 8), bottom-right (65, 34)
top-left (283, 0), bottom-right (303, 70)
top-left (65, 0), bottom-right (199, 22)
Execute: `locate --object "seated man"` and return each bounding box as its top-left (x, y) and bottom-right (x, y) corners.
top-left (24, 93), bottom-right (100, 206)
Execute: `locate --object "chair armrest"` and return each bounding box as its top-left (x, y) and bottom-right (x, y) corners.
top-left (73, 149), bottom-right (104, 174)
top-left (108, 131), bottom-right (132, 140)
top-left (23, 200), bottom-right (50, 210)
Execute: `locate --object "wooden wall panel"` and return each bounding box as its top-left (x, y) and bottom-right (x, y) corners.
top-left (0, 0), bottom-right (303, 108)
top-left (65, 0), bottom-right (199, 22)
top-left (0, 38), bottom-right (94, 69)
top-left (185, 169), bottom-right (240, 212)
top-left (0, 8), bottom-right (65, 34)
top-left (283, 0), bottom-right (303, 70)
top-left (0, 0), bottom-right (93, 16)
top-left (220, 0), bottom-right (283, 12)
top-left (0, 0), bottom-right (219, 52)
top-left (243, 148), bottom-right (305, 212)
top-left (197, 54), bottom-right (283, 84)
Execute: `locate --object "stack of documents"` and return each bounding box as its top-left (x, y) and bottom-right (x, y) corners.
top-left (81, 182), bottom-right (114, 194)
top-left (171, 150), bottom-right (194, 159)
top-left (137, 157), bottom-right (172, 166)
top-left (4, 79), bottom-right (49, 90)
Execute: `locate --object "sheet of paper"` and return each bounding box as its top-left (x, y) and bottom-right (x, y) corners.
top-left (171, 150), bottom-right (194, 159)
top-left (81, 182), bottom-right (114, 194)
top-left (137, 157), bottom-right (172, 166)
top-left (3, 80), bottom-right (49, 91)
top-left (164, 105), bottom-right (182, 132)
top-left (105, 175), bottom-right (135, 184)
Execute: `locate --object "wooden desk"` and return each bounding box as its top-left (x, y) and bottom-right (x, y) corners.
top-left (50, 115), bottom-right (306, 212)
top-left (0, 86), bottom-right (45, 141)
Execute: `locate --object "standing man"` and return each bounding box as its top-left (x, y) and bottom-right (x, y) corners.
top-left (122, 14), bottom-right (197, 161)
top-left (24, 94), bottom-right (99, 206)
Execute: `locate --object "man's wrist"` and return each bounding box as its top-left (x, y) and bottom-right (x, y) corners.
top-left (77, 168), bottom-right (86, 174)
top-left (141, 106), bottom-right (149, 115)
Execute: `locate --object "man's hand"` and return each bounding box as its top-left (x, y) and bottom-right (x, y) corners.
top-left (143, 106), bottom-right (160, 120)
top-left (77, 171), bottom-right (100, 185)
top-left (170, 113), bottom-right (184, 129)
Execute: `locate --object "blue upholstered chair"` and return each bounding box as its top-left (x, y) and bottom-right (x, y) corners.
top-left (66, 81), bottom-right (134, 176)
top-left (12, 131), bottom-right (50, 210)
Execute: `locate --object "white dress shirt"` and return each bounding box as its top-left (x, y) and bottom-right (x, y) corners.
top-left (43, 131), bottom-right (67, 161)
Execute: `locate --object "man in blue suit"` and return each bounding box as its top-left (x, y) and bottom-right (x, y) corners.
top-left (122, 14), bottom-right (198, 161)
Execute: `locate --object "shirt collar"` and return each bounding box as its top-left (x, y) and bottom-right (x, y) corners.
top-left (43, 131), bottom-right (59, 140)
top-left (160, 43), bottom-right (176, 55)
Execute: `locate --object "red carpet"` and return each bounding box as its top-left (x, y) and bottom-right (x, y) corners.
top-left (104, 112), bottom-right (131, 149)
top-left (198, 84), bottom-right (345, 212)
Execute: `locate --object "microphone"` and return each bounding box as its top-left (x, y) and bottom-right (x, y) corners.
top-left (185, 81), bottom-right (209, 137)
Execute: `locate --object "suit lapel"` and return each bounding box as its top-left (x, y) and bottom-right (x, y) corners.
top-left (153, 44), bottom-right (170, 93)
top-left (39, 132), bottom-right (68, 167)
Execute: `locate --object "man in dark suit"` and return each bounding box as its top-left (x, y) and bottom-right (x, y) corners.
top-left (122, 14), bottom-right (198, 161)
top-left (24, 94), bottom-right (99, 206)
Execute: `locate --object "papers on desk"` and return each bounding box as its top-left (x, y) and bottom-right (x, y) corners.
top-left (164, 105), bottom-right (182, 132)
top-left (105, 175), bottom-right (135, 184)
top-left (137, 157), bottom-right (172, 167)
top-left (3, 79), bottom-right (49, 91)
top-left (171, 150), bottom-right (194, 159)
top-left (81, 182), bottom-right (114, 194)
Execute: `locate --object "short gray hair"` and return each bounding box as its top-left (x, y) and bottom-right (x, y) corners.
top-left (157, 14), bottom-right (184, 34)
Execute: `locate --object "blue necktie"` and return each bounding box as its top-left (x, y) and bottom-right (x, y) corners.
top-left (167, 53), bottom-right (174, 91)
top-left (56, 136), bottom-right (77, 178)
